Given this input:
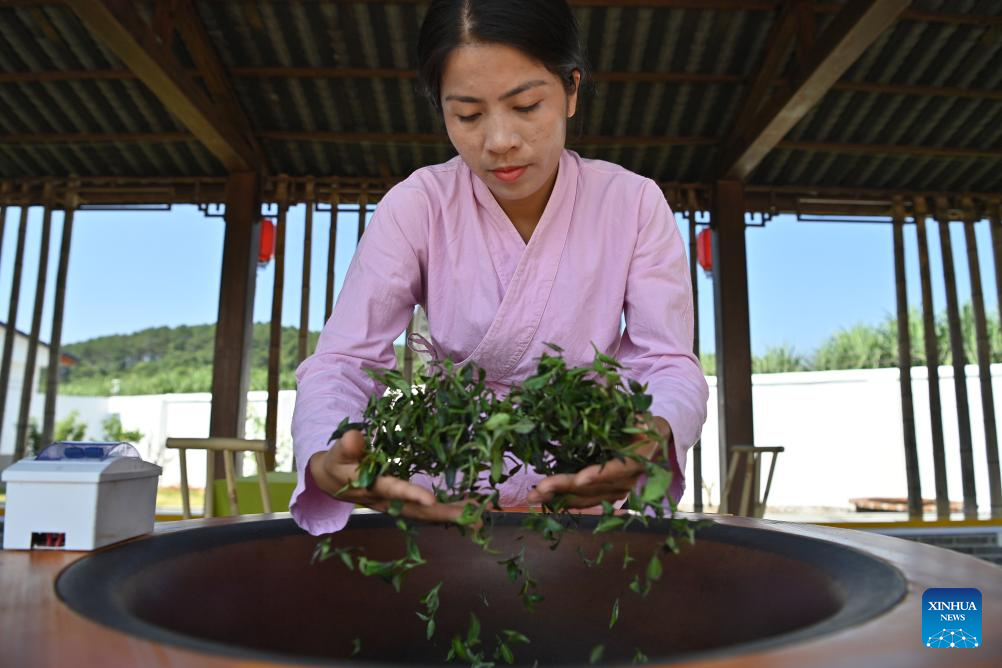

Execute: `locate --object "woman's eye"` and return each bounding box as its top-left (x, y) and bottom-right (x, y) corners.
top-left (457, 113), bottom-right (481, 123)
top-left (515, 102), bottom-right (540, 113)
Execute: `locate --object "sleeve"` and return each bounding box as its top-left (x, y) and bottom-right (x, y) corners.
top-left (617, 180), bottom-right (709, 503)
top-left (290, 187), bottom-right (428, 535)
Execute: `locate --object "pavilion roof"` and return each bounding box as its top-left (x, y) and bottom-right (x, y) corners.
top-left (0, 1), bottom-right (1000, 211)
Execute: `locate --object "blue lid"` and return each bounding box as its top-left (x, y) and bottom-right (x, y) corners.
top-left (35, 441), bottom-right (141, 461)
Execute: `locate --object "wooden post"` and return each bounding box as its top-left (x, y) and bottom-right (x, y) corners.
top-left (265, 176), bottom-right (289, 471)
top-left (686, 189), bottom-right (704, 513)
top-left (914, 197), bottom-right (950, 519)
top-left (992, 203), bottom-right (1002, 357)
top-left (711, 180), bottom-right (755, 515)
top-left (0, 186), bottom-right (29, 454)
top-left (891, 198), bottom-right (921, 519)
top-left (13, 183), bottom-right (54, 462)
top-left (208, 172), bottom-right (260, 488)
top-left (325, 188), bottom-right (340, 323)
top-left (41, 181), bottom-right (78, 448)
top-left (935, 197), bottom-right (977, 519)
top-left (0, 201), bottom-right (6, 275)
top-left (961, 197), bottom-right (1001, 518)
top-left (357, 191), bottom-right (368, 242)
top-left (298, 178), bottom-right (314, 364)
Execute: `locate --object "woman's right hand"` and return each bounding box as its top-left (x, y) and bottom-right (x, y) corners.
top-left (308, 429), bottom-right (468, 523)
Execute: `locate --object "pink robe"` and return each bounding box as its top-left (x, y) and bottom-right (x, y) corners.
top-left (291, 150), bottom-right (709, 536)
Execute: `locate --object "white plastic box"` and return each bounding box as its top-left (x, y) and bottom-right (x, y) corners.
top-left (2, 442), bottom-right (162, 551)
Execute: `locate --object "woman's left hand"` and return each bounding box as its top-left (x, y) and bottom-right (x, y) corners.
top-left (527, 417), bottom-right (672, 509)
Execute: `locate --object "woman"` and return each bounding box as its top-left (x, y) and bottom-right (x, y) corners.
top-left (291, 0), bottom-right (708, 536)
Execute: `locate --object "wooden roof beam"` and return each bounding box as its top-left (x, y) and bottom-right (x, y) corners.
top-left (6, 131), bottom-right (999, 161)
top-left (63, 0), bottom-right (260, 173)
top-left (727, 1), bottom-right (798, 146)
top-left (5, 67), bottom-right (1000, 101)
top-left (717, 0), bottom-right (910, 181)
top-left (171, 0), bottom-right (267, 171)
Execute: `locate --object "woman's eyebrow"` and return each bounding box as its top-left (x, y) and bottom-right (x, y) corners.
top-left (444, 80), bottom-right (548, 104)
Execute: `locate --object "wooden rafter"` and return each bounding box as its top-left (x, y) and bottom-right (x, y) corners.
top-left (5, 131), bottom-right (999, 162)
top-left (63, 0), bottom-right (259, 173)
top-left (171, 0), bottom-right (267, 170)
top-left (717, 0), bottom-right (911, 180)
top-left (0, 67), bottom-right (743, 85)
top-left (6, 68), bottom-right (998, 103)
top-left (727, 1), bottom-right (798, 145)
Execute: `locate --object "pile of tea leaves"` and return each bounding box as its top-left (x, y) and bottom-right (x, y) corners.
top-left (312, 344), bottom-right (706, 666)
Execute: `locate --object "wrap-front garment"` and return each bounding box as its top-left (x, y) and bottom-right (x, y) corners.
top-left (291, 150), bottom-right (709, 535)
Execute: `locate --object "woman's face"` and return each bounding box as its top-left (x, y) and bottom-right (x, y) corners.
top-left (440, 42), bottom-right (579, 214)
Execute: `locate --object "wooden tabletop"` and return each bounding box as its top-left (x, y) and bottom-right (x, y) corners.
top-left (1, 513), bottom-right (998, 667)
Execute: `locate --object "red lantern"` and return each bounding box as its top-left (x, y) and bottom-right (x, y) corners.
top-left (258, 218), bottom-right (275, 266)
top-left (696, 228), bottom-right (713, 273)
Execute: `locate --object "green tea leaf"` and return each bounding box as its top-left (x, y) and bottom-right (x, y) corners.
top-left (646, 554), bottom-right (663, 582)
top-left (589, 644), bottom-right (605, 664)
top-left (623, 544), bottom-right (635, 569)
top-left (593, 515), bottom-right (625, 533)
top-left (609, 598), bottom-right (620, 629)
top-left (456, 502), bottom-right (484, 527)
top-left (467, 613), bottom-right (481, 646)
top-left (497, 641), bottom-right (514, 664)
top-left (641, 465), bottom-right (671, 505)
top-left (484, 413), bottom-right (511, 430)
top-left (501, 630), bottom-right (530, 645)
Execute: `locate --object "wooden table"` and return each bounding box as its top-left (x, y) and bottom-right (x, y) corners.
top-left (2, 513), bottom-right (998, 667)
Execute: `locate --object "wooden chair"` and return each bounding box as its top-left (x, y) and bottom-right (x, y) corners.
top-left (721, 445), bottom-right (784, 518)
top-left (165, 437), bottom-right (272, 519)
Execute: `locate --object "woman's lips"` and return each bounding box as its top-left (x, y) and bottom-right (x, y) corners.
top-left (491, 166), bottom-right (527, 183)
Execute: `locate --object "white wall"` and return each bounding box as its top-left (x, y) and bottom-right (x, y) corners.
top-left (686, 364), bottom-right (1002, 511)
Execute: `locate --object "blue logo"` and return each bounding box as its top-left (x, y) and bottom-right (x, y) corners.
top-left (923, 588), bottom-right (981, 648)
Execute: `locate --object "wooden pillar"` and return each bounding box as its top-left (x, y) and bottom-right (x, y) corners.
top-left (403, 318), bottom-right (415, 381)
top-left (299, 178), bottom-right (314, 364)
top-left (208, 172), bottom-right (260, 455)
top-left (13, 183), bottom-right (54, 461)
top-left (992, 203), bottom-right (1002, 356)
top-left (325, 189), bottom-right (339, 323)
top-left (0, 188), bottom-right (29, 454)
top-left (891, 198), bottom-right (922, 519)
top-left (934, 197), bottom-right (977, 519)
top-left (686, 189), bottom-right (704, 513)
top-left (265, 176), bottom-right (289, 471)
top-left (961, 197), bottom-right (1000, 517)
top-left (357, 191), bottom-right (368, 242)
top-left (0, 202), bottom-right (6, 274)
top-left (711, 180), bottom-right (754, 514)
top-left (914, 197), bottom-right (950, 519)
top-left (41, 182), bottom-right (78, 448)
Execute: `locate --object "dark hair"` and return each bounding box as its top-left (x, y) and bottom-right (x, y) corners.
top-left (417, 0), bottom-right (590, 113)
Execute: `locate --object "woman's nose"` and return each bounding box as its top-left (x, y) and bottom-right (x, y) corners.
top-left (483, 116), bottom-right (521, 155)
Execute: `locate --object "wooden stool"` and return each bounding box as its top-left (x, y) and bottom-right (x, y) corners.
top-left (721, 445), bottom-right (784, 517)
top-left (165, 437), bottom-right (272, 519)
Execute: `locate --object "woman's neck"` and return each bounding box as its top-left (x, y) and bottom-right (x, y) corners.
top-left (496, 164), bottom-right (559, 244)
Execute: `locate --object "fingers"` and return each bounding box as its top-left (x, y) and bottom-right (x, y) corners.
top-left (329, 429), bottom-right (366, 464)
top-left (370, 498), bottom-right (467, 523)
top-left (528, 460), bottom-right (643, 504)
top-left (370, 475), bottom-right (437, 507)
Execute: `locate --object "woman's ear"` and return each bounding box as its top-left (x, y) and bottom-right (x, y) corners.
top-left (567, 70), bottom-right (581, 118)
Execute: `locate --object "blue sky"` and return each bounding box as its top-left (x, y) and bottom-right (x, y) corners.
top-left (0, 201), bottom-right (997, 358)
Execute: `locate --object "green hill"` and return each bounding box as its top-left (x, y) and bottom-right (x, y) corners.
top-left (58, 323), bottom-right (411, 396)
